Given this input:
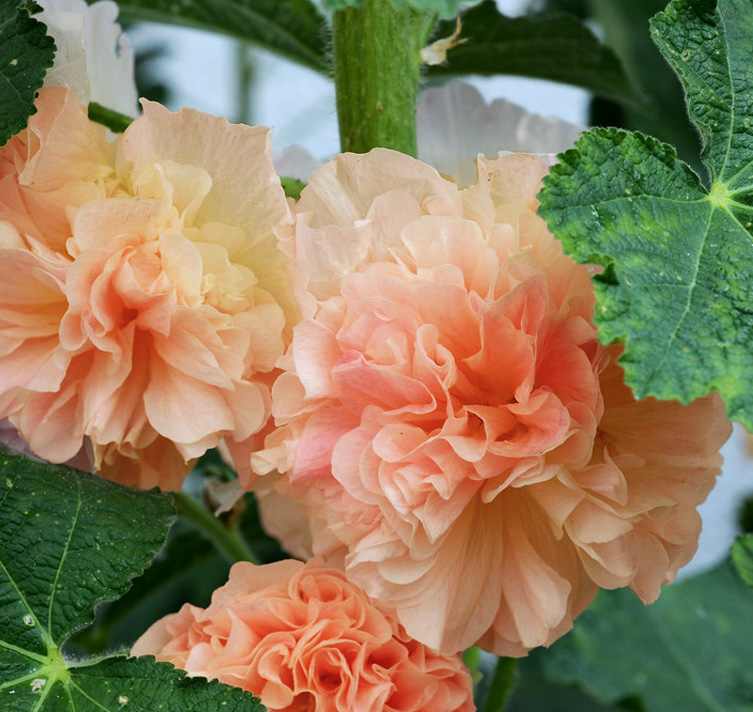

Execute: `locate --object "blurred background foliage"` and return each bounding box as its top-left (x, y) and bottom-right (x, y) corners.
top-left (538, 0), bottom-right (703, 175)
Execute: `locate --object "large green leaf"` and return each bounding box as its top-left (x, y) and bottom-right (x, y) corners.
top-left (539, 0), bottom-right (753, 427)
top-left (732, 534), bottom-right (753, 588)
top-left (102, 0), bottom-right (328, 72)
top-left (425, 1), bottom-right (643, 108)
top-left (0, 1), bottom-right (55, 146)
top-left (543, 561), bottom-right (753, 712)
top-left (0, 448), bottom-right (263, 711)
top-left (506, 651), bottom-right (629, 712)
top-left (67, 529), bottom-right (231, 655)
top-left (588, 0), bottom-right (704, 174)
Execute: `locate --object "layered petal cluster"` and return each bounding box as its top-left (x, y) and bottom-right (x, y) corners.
top-left (38, 0), bottom-right (138, 116)
top-left (132, 559), bottom-right (474, 712)
top-left (417, 80), bottom-right (584, 187)
top-left (251, 149), bottom-right (731, 656)
top-left (0, 87), bottom-right (295, 488)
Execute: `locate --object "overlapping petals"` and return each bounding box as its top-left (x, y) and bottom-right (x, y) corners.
top-left (38, 0), bottom-right (138, 116)
top-left (251, 149), bottom-right (731, 656)
top-left (132, 559), bottom-right (474, 712)
top-left (0, 88), bottom-right (294, 488)
top-left (417, 80), bottom-right (584, 187)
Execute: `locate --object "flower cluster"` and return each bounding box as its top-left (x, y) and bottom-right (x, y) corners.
top-left (1, 3), bottom-right (735, 708)
top-left (0, 87), bottom-right (295, 488)
top-left (247, 150), bottom-right (731, 656)
top-left (132, 559), bottom-right (474, 712)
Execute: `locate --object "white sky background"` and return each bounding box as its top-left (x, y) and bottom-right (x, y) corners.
top-left (127, 0), bottom-right (752, 577)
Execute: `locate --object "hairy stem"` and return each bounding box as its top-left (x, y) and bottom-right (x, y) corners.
top-left (173, 491), bottom-right (258, 564)
top-left (332, 0), bottom-right (435, 156)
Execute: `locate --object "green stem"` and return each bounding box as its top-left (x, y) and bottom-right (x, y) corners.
top-left (482, 657), bottom-right (519, 712)
top-left (332, 0), bottom-right (436, 156)
top-left (87, 102), bottom-right (133, 133)
top-left (173, 491), bottom-right (258, 564)
top-left (236, 41), bottom-right (255, 125)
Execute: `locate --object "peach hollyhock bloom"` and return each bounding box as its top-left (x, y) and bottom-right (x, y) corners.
top-left (0, 87), bottom-right (295, 489)
top-left (131, 558), bottom-right (474, 712)
top-left (250, 149), bottom-right (732, 656)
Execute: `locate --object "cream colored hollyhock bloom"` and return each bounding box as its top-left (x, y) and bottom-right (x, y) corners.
top-left (132, 559), bottom-right (475, 712)
top-left (417, 80), bottom-right (584, 187)
top-left (249, 148), bottom-right (731, 657)
top-left (37, 0), bottom-right (138, 116)
top-left (0, 87), bottom-right (295, 489)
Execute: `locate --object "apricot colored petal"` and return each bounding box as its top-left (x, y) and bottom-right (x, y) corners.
top-left (96, 436), bottom-right (191, 491)
top-left (367, 500), bottom-right (505, 653)
top-left (300, 149), bottom-right (462, 229)
top-left (152, 312), bottom-right (238, 388)
top-left (144, 353), bottom-right (266, 450)
top-left (14, 363), bottom-right (88, 463)
top-left (292, 407), bottom-right (358, 482)
top-left (21, 88), bottom-right (113, 188)
top-left (0, 89), bottom-right (113, 250)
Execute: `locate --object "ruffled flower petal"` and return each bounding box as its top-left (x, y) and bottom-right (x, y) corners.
top-left (0, 88), bottom-right (294, 489)
top-left (132, 559), bottom-right (474, 712)
top-left (417, 80), bottom-right (584, 187)
top-left (251, 148), bottom-right (731, 656)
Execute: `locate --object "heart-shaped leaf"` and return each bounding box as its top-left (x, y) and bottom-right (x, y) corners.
top-left (539, 0), bottom-right (753, 427)
top-left (0, 448), bottom-right (263, 711)
top-left (0, 1), bottom-right (55, 145)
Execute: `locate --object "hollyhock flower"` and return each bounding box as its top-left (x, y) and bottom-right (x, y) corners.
top-left (0, 87), bottom-right (295, 489)
top-left (131, 558), bottom-right (474, 712)
top-left (37, 0), bottom-right (138, 116)
top-left (249, 149), bottom-right (731, 656)
top-left (417, 80), bottom-right (583, 187)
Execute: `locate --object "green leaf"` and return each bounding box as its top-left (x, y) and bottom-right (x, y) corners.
top-left (27, 656), bottom-right (263, 711)
top-left (0, 1), bottom-right (55, 146)
top-left (588, 0), bottom-right (704, 174)
top-left (281, 176), bottom-right (306, 200)
top-left (425, 1), bottom-right (644, 108)
top-left (505, 650), bottom-right (628, 712)
top-left (542, 561), bottom-right (753, 712)
top-left (732, 534), bottom-right (753, 588)
top-left (101, 0), bottom-right (328, 72)
top-left (539, 0), bottom-right (753, 427)
top-left (0, 448), bottom-right (262, 711)
top-left (324, 0), bottom-right (477, 17)
top-left (67, 529), bottom-right (231, 655)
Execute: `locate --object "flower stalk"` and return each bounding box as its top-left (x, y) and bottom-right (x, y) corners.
top-left (173, 491), bottom-right (258, 564)
top-left (332, 0), bottom-right (436, 156)
top-left (482, 657), bottom-right (519, 712)
top-left (87, 102), bottom-right (133, 133)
